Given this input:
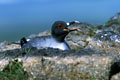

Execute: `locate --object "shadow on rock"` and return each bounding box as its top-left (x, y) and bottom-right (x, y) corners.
top-left (109, 62), bottom-right (120, 80)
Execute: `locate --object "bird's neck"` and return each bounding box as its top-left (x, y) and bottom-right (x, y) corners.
top-left (52, 35), bottom-right (65, 43)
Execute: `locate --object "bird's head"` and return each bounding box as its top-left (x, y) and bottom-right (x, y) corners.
top-left (51, 21), bottom-right (79, 42)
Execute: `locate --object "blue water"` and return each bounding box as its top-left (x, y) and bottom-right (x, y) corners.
top-left (0, 0), bottom-right (120, 42)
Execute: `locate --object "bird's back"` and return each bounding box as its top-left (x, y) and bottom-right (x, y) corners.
top-left (22, 36), bottom-right (70, 50)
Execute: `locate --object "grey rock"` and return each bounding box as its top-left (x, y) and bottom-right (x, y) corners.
top-left (105, 12), bottom-right (120, 27)
top-left (0, 47), bottom-right (119, 80)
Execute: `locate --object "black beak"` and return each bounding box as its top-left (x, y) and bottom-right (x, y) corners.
top-left (64, 21), bottom-right (80, 32)
top-left (63, 27), bottom-right (80, 32)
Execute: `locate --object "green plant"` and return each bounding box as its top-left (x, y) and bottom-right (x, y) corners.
top-left (0, 59), bottom-right (28, 80)
top-left (104, 19), bottom-right (119, 27)
top-left (24, 48), bottom-right (32, 54)
top-left (87, 26), bottom-right (96, 37)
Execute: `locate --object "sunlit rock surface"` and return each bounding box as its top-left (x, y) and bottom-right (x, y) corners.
top-left (0, 12), bottom-right (120, 80)
top-left (0, 41), bottom-right (20, 52)
top-left (0, 48), bottom-right (119, 80)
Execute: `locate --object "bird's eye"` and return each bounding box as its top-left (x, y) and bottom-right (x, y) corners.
top-left (57, 24), bottom-right (63, 29)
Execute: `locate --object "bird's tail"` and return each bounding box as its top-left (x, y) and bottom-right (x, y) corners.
top-left (20, 37), bottom-right (27, 47)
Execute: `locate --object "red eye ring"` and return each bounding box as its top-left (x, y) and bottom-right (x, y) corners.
top-left (57, 24), bottom-right (63, 29)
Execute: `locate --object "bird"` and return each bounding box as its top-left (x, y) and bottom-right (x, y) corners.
top-left (20, 21), bottom-right (79, 50)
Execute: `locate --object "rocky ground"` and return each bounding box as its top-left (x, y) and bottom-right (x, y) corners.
top-left (0, 12), bottom-right (120, 80)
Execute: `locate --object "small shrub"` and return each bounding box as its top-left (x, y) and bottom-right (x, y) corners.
top-left (0, 59), bottom-right (28, 80)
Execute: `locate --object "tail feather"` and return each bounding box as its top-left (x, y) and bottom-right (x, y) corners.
top-left (20, 37), bottom-right (27, 47)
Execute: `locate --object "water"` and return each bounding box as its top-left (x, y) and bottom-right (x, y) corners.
top-left (0, 0), bottom-right (120, 42)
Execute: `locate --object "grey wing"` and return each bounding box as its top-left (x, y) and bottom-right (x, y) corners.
top-left (22, 37), bottom-right (51, 49)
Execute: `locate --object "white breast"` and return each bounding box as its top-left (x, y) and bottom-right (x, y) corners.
top-left (48, 39), bottom-right (70, 50)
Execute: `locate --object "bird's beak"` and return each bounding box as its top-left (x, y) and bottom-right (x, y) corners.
top-left (63, 27), bottom-right (80, 32)
top-left (65, 21), bottom-right (80, 32)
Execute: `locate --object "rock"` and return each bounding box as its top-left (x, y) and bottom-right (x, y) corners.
top-left (86, 12), bottom-right (120, 53)
top-left (0, 47), bottom-right (120, 80)
top-left (111, 72), bottom-right (120, 80)
top-left (88, 26), bottom-right (120, 52)
top-left (111, 13), bottom-right (120, 21)
top-left (0, 41), bottom-right (20, 52)
top-left (105, 12), bottom-right (120, 27)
